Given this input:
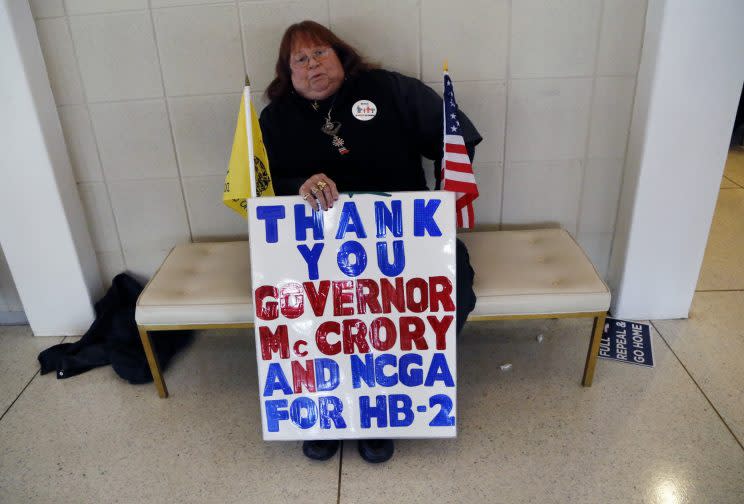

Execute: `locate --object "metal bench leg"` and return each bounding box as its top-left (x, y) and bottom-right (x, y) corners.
top-left (138, 326), bottom-right (169, 398)
top-left (582, 313), bottom-right (607, 387)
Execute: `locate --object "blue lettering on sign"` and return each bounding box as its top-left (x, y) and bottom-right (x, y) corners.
top-left (350, 352), bottom-right (452, 388)
top-left (399, 353), bottom-right (423, 386)
top-left (315, 358), bottom-right (340, 391)
top-left (350, 354), bottom-right (375, 389)
top-left (256, 205), bottom-right (286, 243)
top-left (263, 362), bottom-right (292, 396)
top-left (413, 199), bottom-right (442, 237)
top-left (294, 204), bottom-right (324, 241)
top-left (297, 243), bottom-right (324, 280)
top-left (336, 201), bottom-right (367, 239)
top-left (337, 240), bottom-right (368, 277)
top-left (265, 399), bottom-right (289, 432)
top-left (289, 397), bottom-right (317, 429)
top-left (318, 396), bottom-right (347, 429)
top-left (359, 395), bottom-right (388, 428)
top-left (389, 394), bottom-right (414, 427)
top-left (424, 353), bottom-right (455, 387)
top-left (376, 240), bottom-right (406, 277)
top-left (375, 200), bottom-right (403, 238)
top-left (429, 394), bottom-right (456, 426)
top-left (266, 396), bottom-right (347, 432)
top-left (374, 354), bottom-right (398, 387)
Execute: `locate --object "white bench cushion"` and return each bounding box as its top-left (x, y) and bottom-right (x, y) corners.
top-left (460, 229), bottom-right (610, 316)
top-left (135, 229), bottom-right (610, 326)
top-left (136, 241), bottom-right (253, 326)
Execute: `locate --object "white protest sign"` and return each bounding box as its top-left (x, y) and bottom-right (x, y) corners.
top-left (247, 192), bottom-right (457, 440)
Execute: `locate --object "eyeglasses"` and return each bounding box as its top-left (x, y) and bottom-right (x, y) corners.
top-left (290, 47), bottom-right (332, 69)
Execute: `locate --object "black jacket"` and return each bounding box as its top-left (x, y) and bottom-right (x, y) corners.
top-left (38, 273), bottom-right (192, 384)
top-left (260, 69), bottom-right (482, 195)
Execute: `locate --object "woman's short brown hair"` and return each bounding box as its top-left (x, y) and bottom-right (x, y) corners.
top-left (265, 20), bottom-right (375, 101)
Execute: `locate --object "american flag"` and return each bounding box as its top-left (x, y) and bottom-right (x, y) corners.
top-left (441, 70), bottom-right (478, 228)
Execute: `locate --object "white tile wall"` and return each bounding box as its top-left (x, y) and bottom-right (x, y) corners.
top-left (510, 0), bottom-right (602, 78)
top-left (421, 0), bottom-right (509, 82)
top-left (96, 250), bottom-right (126, 288)
top-left (123, 247), bottom-right (172, 285)
top-left (577, 231), bottom-right (613, 277)
top-left (57, 105), bottom-right (103, 182)
top-left (579, 158), bottom-right (624, 234)
top-left (169, 93), bottom-right (240, 177)
top-left (432, 80), bottom-right (507, 164)
top-left (108, 178), bottom-right (191, 250)
top-left (598, 0), bottom-right (647, 76)
top-left (89, 99), bottom-right (178, 181)
top-left (29, 0), bottom-right (64, 19)
top-left (33, 0), bottom-right (647, 282)
top-left (588, 77), bottom-right (636, 159)
top-left (69, 12), bottom-right (163, 102)
top-left (507, 78), bottom-right (593, 162)
top-left (239, 0), bottom-right (329, 91)
top-left (77, 182), bottom-right (121, 252)
top-left (183, 175), bottom-right (249, 240)
top-left (330, 0), bottom-right (420, 78)
top-left (472, 162), bottom-right (503, 227)
top-left (65, 0), bottom-right (148, 15)
top-left (35, 18), bottom-right (84, 105)
top-left (153, 4), bottom-right (244, 96)
top-left (0, 247), bottom-right (24, 312)
top-left (152, 0), bottom-right (231, 7)
top-left (502, 160), bottom-right (584, 234)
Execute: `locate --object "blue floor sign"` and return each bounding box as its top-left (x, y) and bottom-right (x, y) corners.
top-left (598, 318), bottom-right (654, 367)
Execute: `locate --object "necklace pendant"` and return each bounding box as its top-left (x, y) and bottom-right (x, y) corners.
top-left (312, 101), bottom-right (319, 111)
top-left (332, 135), bottom-right (349, 155)
top-left (321, 119), bottom-right (341, 137)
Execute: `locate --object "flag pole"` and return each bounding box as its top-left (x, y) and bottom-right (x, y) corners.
top-left (244, 75), bottom-right (257, 199)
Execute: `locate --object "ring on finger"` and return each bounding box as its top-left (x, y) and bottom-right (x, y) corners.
top-left (311, 187), bottom-right (320, 195)
top-left (316, 181), bottom-right (328, 190)
top-left (301, 192), bottom-right (311, 200)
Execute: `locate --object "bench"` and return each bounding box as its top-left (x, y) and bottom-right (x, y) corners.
top-left (135, 229), bottom-right (610, 398)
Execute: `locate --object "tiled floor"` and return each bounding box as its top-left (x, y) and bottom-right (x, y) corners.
top-left (2, 151), bottom-right (744, 503)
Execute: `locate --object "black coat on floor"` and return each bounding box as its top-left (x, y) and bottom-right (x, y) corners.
top-left (38, 273), bottom-right (192, 384)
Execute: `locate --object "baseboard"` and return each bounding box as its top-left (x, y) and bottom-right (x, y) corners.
top-left (0, 311), bottom-right (28, 325)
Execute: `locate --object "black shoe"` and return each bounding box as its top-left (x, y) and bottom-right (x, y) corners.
top-left (302, 440), bottom-right (340, 461)
top-left (358, 439), bottom-right (394, 463)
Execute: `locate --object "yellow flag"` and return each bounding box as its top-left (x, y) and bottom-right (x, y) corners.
top-left (223, 85), bottom-right (274, 218)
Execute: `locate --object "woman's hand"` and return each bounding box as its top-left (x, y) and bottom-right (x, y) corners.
top-left (299, 173), bottom-right (339, 211)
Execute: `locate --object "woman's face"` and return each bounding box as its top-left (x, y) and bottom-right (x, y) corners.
top-left (289, 37), bottom-right (345, 101)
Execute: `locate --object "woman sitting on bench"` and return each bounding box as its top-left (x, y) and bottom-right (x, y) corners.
top-left (258, 20), bottom-right (482, 464)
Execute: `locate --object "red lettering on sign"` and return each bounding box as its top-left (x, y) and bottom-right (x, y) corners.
top-left (343, 319), bottom-right (370, 354)
top-left (280, 282), bottom-right (304, 319)
top-left (259, 324), bottom-right (289, 360)
top-left (399, 316), bottom-right (428, 351)
top-left (255, 285), bottom-right (278, 321)
top-left (316, 321), bottom-right (341, 355)
top-left (429, 276), bottom-right (455, 312)
top-left (427, 315), bottom-right (454, 350)
top-left (356, 278), bottom-right (382, 314)
top-left (333, 280), bottom-right (355, 316)
top-left (405, 277), bottom-right (429, 312)
top-left (304, 280), bottom-right (330, 316)
top-left (370, 317), bottom-right (397, 351)
top-left (380, 277), bottom-right (405, 313)
top-left (292, 359), bottom-right (316, 393)
top-left (293, 339), bottom-right (308, 357)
